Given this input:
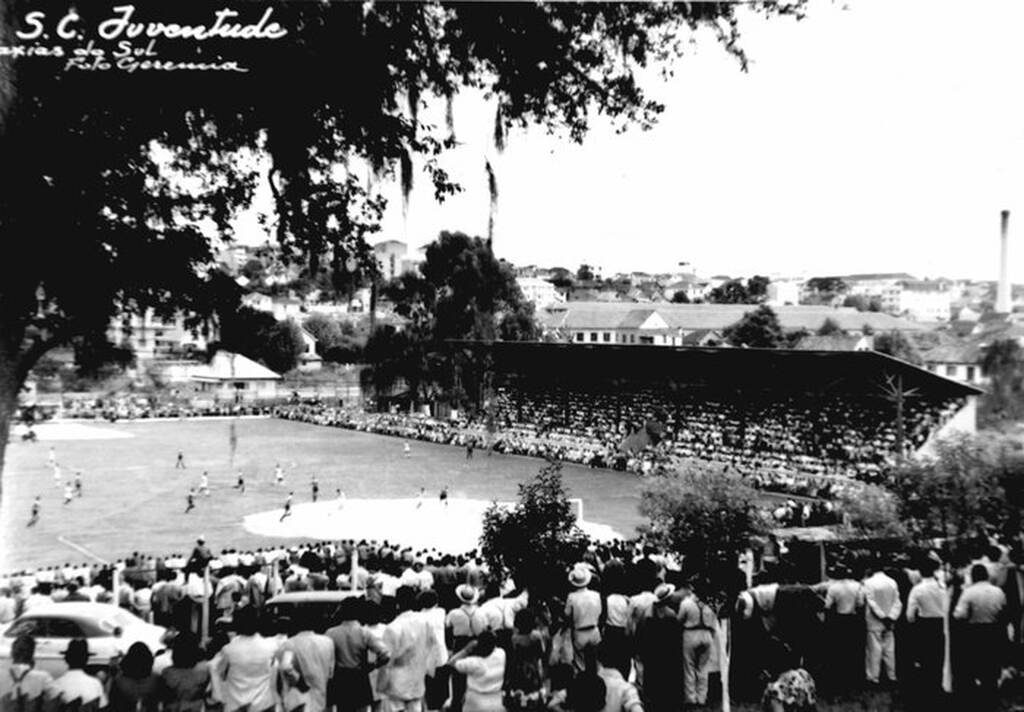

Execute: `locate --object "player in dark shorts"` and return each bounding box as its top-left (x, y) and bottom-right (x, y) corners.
top-left (311, 476), bottom-right (320, 502)
top-left (280, 492), bottom-right (294, 521)
top-left (234, 471), bottom-right (245, 493)
top-left (185, 488), bottom-right (196, 514)
top-left (74, 471), bottom-right (83, 498)
top-left (176, 451), bottom-right (186, 469)
top-left (439, 485), bottom-right (449, 507)
top-left (466, 442), bottom-right (474, 459)
top-left (27, 496), bottom-right (40, 527)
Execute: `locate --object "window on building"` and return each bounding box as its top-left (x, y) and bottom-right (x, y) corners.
top-left (945, 365), bottom-right (956, 377)
top-left (630, 335), bottom-right (636, 344)
top-left (234, 381), bottom-right (248, 390)
top-left (575, 333), bottom-right (584, 342)
top-left (590, 332), bottom-right (598, 342)
top-left (603, 332), bottom-right (611, 342)
top-left (639, 336), bottom-right (654, 345)
top-left (967, 366), bottom-right (976, 381)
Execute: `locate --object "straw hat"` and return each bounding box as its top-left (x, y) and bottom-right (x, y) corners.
top-left (456, 584), bottom-right (479, 605)
top-left (568, 567), bottom-right (592, 588)
top-left (653, 583), bottom-right (676, 604)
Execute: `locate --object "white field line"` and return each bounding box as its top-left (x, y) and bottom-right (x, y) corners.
top-left (56, 536), bottom-right (109, 565)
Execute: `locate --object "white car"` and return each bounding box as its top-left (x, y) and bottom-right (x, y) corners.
top-left (0, 602), bottom-right (168, 677)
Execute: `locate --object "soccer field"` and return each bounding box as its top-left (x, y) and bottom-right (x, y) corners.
top-left (0, 418), bottom-right (645, 572)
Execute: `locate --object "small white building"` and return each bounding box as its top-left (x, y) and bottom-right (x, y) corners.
top-left (297, 328), bottom-right (323, 372)
top-left (765, 281), bottom-right (801, 307)
top-left (190, 351), bottom-right (282, 403)
top-left (516, 277), bottom-right (564, 308)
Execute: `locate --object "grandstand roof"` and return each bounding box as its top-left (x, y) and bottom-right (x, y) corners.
top-left (191, 351), bottom-right (282, 382)
top-left (539, 302), bottom-right (926, 333)
top-left (453, 341), bottom-right (982, 399)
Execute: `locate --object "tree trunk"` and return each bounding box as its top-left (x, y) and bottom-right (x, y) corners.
top-left (0, 346), bottom-right (25, 502)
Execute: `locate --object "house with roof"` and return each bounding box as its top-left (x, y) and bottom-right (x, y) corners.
top-left (189, 351), bottom-right (282, 403)
top-left (539, 302), bottom-right (924, 347)
top-left (793, 334), bottom-right (875, 352)
top-left (297, 328), bottom-right (323, 372)
top-left (919, 341), bottom-right (987, 387)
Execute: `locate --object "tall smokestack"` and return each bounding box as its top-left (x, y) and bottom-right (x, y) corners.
top-left (997, 210), bottom-right (1012, 313)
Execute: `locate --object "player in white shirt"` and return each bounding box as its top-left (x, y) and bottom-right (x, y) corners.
top-left (53, 463), bottom-right (62, 488)
top-left (415, 487), bottom-right (425, 509)
top-left (63, 482), bottom-right (74, 505)
top-left (199, 471), bottom-right (210, 496)
top-left (334, 489), bottom-right (346, 513)
top-left (48, 446), bottom-right (56, 468)
top-left (275, 463), bottom-right (285, 485)
top-left (403, 441), bottom-right (411, 457)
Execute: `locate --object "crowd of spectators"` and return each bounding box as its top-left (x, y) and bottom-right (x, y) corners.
top-left (58, 401), bottom-right (274, 422)
top-left (6, 530), bottom-right (1024, 712)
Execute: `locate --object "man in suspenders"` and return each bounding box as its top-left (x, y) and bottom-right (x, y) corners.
top-left (678, 582), bottom-right (717, 707)
top-left (444, 585), bottom-right (480, 712)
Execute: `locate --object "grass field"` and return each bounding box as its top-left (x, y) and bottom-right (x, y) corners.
top-left (0, 417), bottom-right (646, 572)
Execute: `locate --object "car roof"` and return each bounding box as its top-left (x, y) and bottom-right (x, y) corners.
top-left (20, 602), bottom-right (137, 620)
top-left (267, 590), bottom-right (363, 604)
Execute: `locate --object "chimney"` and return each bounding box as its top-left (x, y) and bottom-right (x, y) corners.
top-left (997, 210), bottom-right (1012, 313)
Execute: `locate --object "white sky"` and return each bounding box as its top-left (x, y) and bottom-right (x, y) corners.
top-left (237, 0), bottom-right (1024, 283)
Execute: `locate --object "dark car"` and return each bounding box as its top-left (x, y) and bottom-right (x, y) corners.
top-left (263, 590), bottom-right (364, 632)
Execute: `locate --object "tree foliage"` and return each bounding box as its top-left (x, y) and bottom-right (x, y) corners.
top-left (834, 483), bottom-right (907, 540)
top-left (639, 464), bottom-right (767, 606)
top-left (480, 460), bottom-right (588, 597)
top-left (981, 339), bottom-right (1024, 423)
top-left (816, 318), bottom-right (843, 336)
top-left (723, 305), bottom-right (784, 348)
top-left (0, 0), bottom-right (804, 487)
top-left (873, 330), bottom-right (923, 366)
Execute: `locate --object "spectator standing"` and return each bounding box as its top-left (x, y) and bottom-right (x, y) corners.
top-left (110, 642), bottom-right (162, 712)
top-left (49, 639), bottom-right (107, 711)
top-left (448, 631), bottom-right (506, 712)
top-left (325, 597), bottom-right (390, 712)
top-left (635, 584), bottom-right (683, 712)
top-left (278, 609), bottom-right (335, 712)
top-left (505, 609), bottom-right (546, 712)
top-left (382, 586), bottom-right (443, 712)
top-left (905, 557), bottom-right (948, 708)
top-left (677, 582), bottom-right (716, 708)
top-left (159, 633), bottom-right (211, 712)
top-left (565, 568), bottom-right (602, 674)
top-left (862, 562), bottom-right (902, 686)
top-left (953, 563), bottom-right (1007, 710)
top-left (0, 634), bottom-right (55, 712)
top-left (210, 607), bottom-right (281, 712)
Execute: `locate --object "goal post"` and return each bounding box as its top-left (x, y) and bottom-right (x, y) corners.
top-left (568, 497), bottom-right (584, 523)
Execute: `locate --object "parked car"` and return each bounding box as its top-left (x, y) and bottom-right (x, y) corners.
top-left (264, 590), bottom-right (364, 633)
top-left (0, 602), bottom-right (168, 678)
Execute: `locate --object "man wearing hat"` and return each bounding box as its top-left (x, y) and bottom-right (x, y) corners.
top-left (566, 566), bottom-right (602, 673)
top-left (50, 638), bottom-right (107, 708)
top-left (185, 536), bottom-right (212, 577)
top-left (635, 583), bottom-right (683, 712)
top-left (445, 584), bottom-right (480, 712)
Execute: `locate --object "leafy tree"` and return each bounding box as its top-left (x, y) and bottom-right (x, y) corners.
top-left (498, 302), bottom-right (541, 342)
top-left (480, 460), bottom-right (588, 597)
top-left (816, 318), bottom-right (844, 336)
top-left (892, 434), bottom-right (1010, 542)
top-left (216, 306), bottom-right (279, 365)
top-left (239, 259), bottom-right (267, 285)
top-left (671, 291), bottom-right (691, 304)
top-left (706, 279), bottom-right (750, 304)
top-left (843, 294), bottom-right (882, 312)
top-left (303, 313), bottom-right (344, 352)
top-left (805, 277), bottom-right (848, 297)
top-left (263, 320), bottom-right (306, 374)
top-left (874, 330), bottom-right (923, 366)
top-left (639, 464), bottom-right (767, 607)
top-left (782, 327), bottom-right (811, 349)
top-left (723, 305), bottom-right (784, 348)
top-left (0, 2), bottom-right (802, 485)
top-left (862, 323), bottom-right (876, 336)
top-left (73, 338), bottom-right (135, 378)
top-left (834, 483), bottom-right (907, 540)
top-left (747, 275), bottom-right (771, 302)
top-left (576, 264), bottom-right (595, 282)
top-left (981, 339), bottom-right (1024, 421)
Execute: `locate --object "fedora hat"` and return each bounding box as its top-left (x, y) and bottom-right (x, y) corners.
top-left (568, 567), bottom-right (592, 588)
top-left (456, 584), bottom-right (478, 604)
top-left (62, 638), bottom-right (93, 658)
top-left (653, 583), bottom-right (676, 604)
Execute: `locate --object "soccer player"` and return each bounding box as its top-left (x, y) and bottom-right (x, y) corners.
top-left (175, 451), bottom-right (186, 469)
top-left (311, 476), bottom-right (319, 503)
top-left (403, 441), bottom-right (411, 458)
top-left (234, 471), bottom-right (245, 493)
top-left (199, 471), bottom-right (210, 497)
top-left (415, 486), bottom-right (425, 509)
top-left (73, 471), bottom-right (83, 498)
top-left (27, 496), bottom-right (40, 527)
top-left (185, 488), bottom-right (196, 514)
top-left (47, 446), bottom-right (56, 468)
top-left (63, 482), bottom-right (74, 505)
top-left (280, 492), bottom-right (294, 522)
top-left (335, 489), bottom-right (346, 512)
top-left (275, 463), bottom-right (285, 486)
top-left (52, 462), bottom-right (62, 488)
top-left (439, 485), bottom-right (449, 507)
top-left (466, 442), bottom-right (474, 459)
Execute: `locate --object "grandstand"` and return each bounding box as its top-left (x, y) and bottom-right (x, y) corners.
top-left (450, 342), bottom-right (983, 482)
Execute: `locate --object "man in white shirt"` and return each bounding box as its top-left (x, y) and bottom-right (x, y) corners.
top-left (50, 639), bottom-right (107, 709)
top-left (862, 563), bottom-right (902, 685)
top-left (597, 644), bottom-right (644, 712)
top-left (905, 558), bottom-right (947, 705)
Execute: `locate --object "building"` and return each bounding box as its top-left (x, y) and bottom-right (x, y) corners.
top-left (189, 351), bottom-right (282, 403)
top-left (841, 273), bottom-right (916, 300)
top-left (108, 309), bottom-right (209, 362)
top-left (297, 328), bottom-right (323, 372)
top-left (920, 342), bottom-right (987, 387)
top-left (793, 334), bottom-right (874, 352)
top-left (894, 280), bottom-right (954, 322)
top-left (516, 277), bottom-right (564, 308)
top-left (538, 302), bottom-right (925, 346)
top-left (765, 281), bottom-right (802, 307)
top-left (373, 240), bottom-right (424, 282)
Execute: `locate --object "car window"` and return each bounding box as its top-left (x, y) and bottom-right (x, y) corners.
top-left (44, 618), bottom-right (86, 638)
top-left (4, 618), bottom-right (44, 638)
